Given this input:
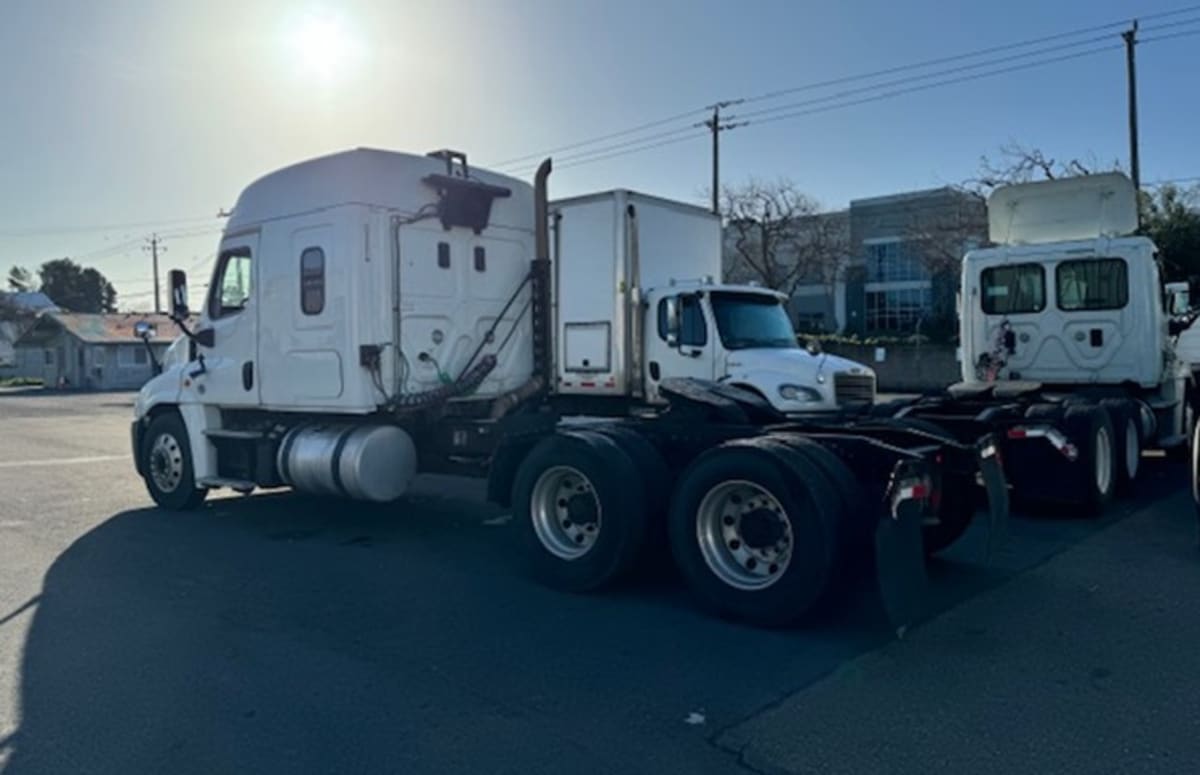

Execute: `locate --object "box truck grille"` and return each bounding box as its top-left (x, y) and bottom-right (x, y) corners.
top-left (834, 372), bottom-right (876, 406)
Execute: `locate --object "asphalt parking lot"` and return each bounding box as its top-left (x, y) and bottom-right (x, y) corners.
top-left (0, 391), bottom-right (1196, 774)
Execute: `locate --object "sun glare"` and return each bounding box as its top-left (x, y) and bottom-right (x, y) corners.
top-left (287, 11), bottom-right (361, 84)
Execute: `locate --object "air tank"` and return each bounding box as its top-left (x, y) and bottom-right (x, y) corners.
top-left (277, 424), bottom-right (417, 502)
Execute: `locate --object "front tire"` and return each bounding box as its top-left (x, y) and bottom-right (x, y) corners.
top-left (140, 413), bottom-right (207, 511)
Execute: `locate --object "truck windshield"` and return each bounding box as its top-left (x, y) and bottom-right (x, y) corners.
top-left (710, 292), bottom-right (798, 350)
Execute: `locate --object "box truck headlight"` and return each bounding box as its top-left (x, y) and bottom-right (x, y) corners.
top-left (778, 384), bottom-right (822, 402)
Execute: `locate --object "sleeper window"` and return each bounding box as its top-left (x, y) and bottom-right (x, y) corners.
top-left (300, 247), bottom-right (325, 315)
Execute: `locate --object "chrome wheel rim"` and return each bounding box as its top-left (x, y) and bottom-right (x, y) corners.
top-left (149, 433), bottom-right (184, 493)
top-left (1094, 426), bottom-right (1113, 495)
top-left (696, 480), bottom-right (792, 591)
top-left (1124, 418), bottom-right (1140, 481)
top-left (530, 466), bottom-right (601, 560)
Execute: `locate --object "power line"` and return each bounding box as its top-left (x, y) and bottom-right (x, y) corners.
top-left (486, 106), bottom-right (709, 169)
top-left (0, 214), bottom-right (220, 238)
top-left (1140, 14), bottom-right (1200, 32)
top-left (486, 4), bottom-right (1200, 177)
top-left (503, 125), bottom-right (703, 176)
top-left (728, 33), bottom-right (1117, 123)
top-left (1140, 26), bottom-right (1200, 42)
top-left (740, 44), bottom-right (1123, 130)
top-left (730, 3), bottom-right (1200, 109)
top-left (549, 132), bottom-right (708, 172)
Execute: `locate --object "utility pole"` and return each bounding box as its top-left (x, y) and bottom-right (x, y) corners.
top-left (144, 234), bottom-right (166, 313)
top-left (698, 101), bottom-right (747, 215)
top-left (1122, 20), bottom-right (1140, 195)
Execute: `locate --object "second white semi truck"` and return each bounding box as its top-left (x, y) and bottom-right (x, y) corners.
top-left (876, 173), bottom-right (1197, 514)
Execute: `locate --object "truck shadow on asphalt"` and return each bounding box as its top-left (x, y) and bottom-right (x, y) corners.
top-left (1, 460), bottom-right (1187, 774)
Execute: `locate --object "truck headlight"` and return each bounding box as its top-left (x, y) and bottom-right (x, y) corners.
top-left (778, 384), bottom-right (822, 402)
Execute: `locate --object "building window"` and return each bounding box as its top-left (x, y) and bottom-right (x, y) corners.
top-left (866, 241), bottom-right (929, 283)
top-left (118, 347), bottom-right (149, 367)
top-left (44, 349), bottom-right (54, 365)
top-left (656, 295), bottom-right (707, 346)
top-left (865, 287), bottom-right (933, 332)
top-left (300, 247), bottom-right (325, 315)
top-left (1057, 258), bottom-right (1128, 311)
top-left (981, 263), bottom-right (1046, 314)
top-left (93, 347), bottom-right (106, 366)
top-left (209, 247), bottom-right (253, 319)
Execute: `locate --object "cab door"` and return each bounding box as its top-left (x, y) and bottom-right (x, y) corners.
top-left (194, 231), bottom-right (260, 407)
top-left (643, 291), bottom-right (716, 400)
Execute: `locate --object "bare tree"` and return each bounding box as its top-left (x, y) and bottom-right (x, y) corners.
top-left (903, 193), bottom-right (988, 278)
top-left (964, 141), bottom-right (1122, 196)
top-left (721, 179), bottom-right (848, 299)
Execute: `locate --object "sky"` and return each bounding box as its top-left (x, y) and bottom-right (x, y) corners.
top-left (1, 0), bottom-right (1197, 310)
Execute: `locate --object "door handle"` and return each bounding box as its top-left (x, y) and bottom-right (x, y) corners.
top-left (1090, 329), bottom-right (1104, 347)
top-left (242, 361), bottom-right (254, 391)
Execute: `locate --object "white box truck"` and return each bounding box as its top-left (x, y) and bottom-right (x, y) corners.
top-left (131, 148), bottom-right (1006, 628)
top-left (550, 190), bottom-right (876, 413)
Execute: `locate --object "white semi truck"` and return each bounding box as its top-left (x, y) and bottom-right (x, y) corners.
top-left (877, 173), bottom-right (1197, 513)
top-left (131, 148), bottom-right (1006, 627)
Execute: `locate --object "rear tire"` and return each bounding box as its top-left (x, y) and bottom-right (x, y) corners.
top-left (1099, 399), bottom-right (1141, 492)
top-left (512, 430), bottom-right (646, 592)
top-left (1191, 412), bottom-right (1200, 519)
top-left (1063, 404), bottom-right (1116, 516)
top-left (141, 413), bottom-right (208, 511)
top-left (668, 443), bottom-right (838, 627)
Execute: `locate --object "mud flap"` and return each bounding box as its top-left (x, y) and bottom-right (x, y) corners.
top-left (874, 498), bottom-right (928, 637)
top-left (977, 434), bottom-right (1010, 556)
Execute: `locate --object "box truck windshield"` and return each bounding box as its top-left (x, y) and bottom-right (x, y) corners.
top-left (710, 292), bottom-right (797, 350)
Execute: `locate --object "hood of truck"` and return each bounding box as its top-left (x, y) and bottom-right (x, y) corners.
top-left (723, 347), bottom-right (876, 411)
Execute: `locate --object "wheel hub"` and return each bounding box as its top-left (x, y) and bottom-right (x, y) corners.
top-left (565, 493), bottom-right (599, 527)
top-left (530, 465), bottom-right (602, 560)
top-left (148, 432), bottom-right (184, 494)
top-left (696, 480), bottom-right (793, 591)
top-left (740, 507), bottom-right (785, 549)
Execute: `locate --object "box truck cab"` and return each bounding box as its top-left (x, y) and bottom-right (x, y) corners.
top-left (551, 190), bottom-right (875, 413)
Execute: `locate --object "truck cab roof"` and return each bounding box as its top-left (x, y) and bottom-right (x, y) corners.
top-left (226, 148), bottom-right (534, 232)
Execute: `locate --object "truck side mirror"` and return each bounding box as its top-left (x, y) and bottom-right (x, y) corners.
top-left (133, 320), bottom-right (156, 341)
top-left (665, 296), bottom-right (681, 347)
top-left (169, 269), bottom-right (189, 320)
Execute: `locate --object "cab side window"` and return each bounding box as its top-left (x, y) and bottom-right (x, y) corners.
top-left (656, 294), bottom-right (708, 346)
top-left (210, 248), bottom-right (253, 319)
